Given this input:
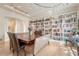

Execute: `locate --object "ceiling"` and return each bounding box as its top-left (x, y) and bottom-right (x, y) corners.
top-left (0, 3), bottom-right (79, 20)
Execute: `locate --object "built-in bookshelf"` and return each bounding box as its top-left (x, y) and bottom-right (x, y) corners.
top-left (52, 17), bottom-right (62, 40)
top-left (29, 12), bottom-right (79, 40)
top-left (52, 12), bottom-right (79, 41)
top-left (62, 12), bottom-right (78, 41)
top-left (29, 18), bottom-right (52, 36)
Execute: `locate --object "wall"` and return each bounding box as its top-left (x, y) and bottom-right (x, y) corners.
top-left (15, 20), bottom-right (24, 33)
top-left (23, 21), bottom-right (29, 32)
top-left (15, 19), bottom-right (29, 33)
top-left (0, 17), bottom-right (8, 41)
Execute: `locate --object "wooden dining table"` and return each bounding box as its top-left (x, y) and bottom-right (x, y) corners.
top-left (19, 38), bottom-right (35, 45)
top-left (16, 33), bottom-right (36, 56)
top-left (16, 33), bottom-right (35, 45)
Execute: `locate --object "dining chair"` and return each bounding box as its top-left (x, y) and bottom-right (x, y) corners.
top-left (8, 32), bottom-right (26, 56)
top-left (7, 32), bottom-right (14, 53)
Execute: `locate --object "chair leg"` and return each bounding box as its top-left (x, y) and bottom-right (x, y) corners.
top-left (11, 48), bottom-right (14, 53)
top-left (10, 45), bottom-right (14, 54)
top-left (23, 47), bottom-right (26, 56)
top-left (10, 44), bottom-right (12, 51)
top-left (16, 51), bottom-right (19, 56)
top-left (10, 44), bottom-right (11, 50)
top-left (33, 54), bottom-right (35, 56)
top-left (10, 43), bottom-right (14, 53)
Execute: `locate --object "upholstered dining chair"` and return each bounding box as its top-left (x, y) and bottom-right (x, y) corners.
top-left (7, 32), bottom-right (14, 53)
top-left (8, 32), bottom-right (26, 56)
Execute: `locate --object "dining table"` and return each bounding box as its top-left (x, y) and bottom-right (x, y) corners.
top-left (15, 33), bottom-right (36, 56)
top-left (16, 33), bottom-right (35, 45)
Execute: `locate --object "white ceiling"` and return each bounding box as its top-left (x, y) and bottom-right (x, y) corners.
top-left (0, 3), bottom-right (79, 20)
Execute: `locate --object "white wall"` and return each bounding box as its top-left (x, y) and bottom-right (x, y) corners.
top-left (15, 20), bottom-right (24, 33)
top-left (15, 19), bottom-right (29, 33)
top-left (0, 17), bottom-right (9, 41)
top-left (23, 21), bottom-right (29, 32)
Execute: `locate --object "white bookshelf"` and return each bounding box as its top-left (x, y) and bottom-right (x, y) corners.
top-left (29, 18), bottom-right (52, 36)
top-left (52, 12), bottom-right (79, 41)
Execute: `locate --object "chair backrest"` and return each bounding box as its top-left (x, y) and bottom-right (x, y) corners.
top-left (11, 33), bottom-right (19, 50)
top-left (8, 32), bottom-right (19, 50)
top-left (7, 32), bottom-right (12, 41)
top-left (7, 32), bottom-right (13, 48)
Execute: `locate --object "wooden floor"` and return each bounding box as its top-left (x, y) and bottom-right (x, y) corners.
top-left (0, 40), bottom-right (77, 56)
